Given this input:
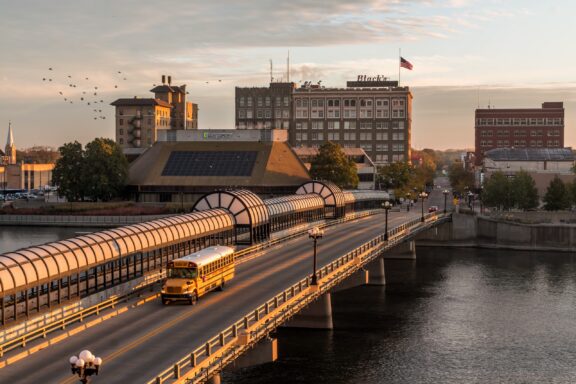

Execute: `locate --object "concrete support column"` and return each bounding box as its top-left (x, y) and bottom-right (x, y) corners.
top-left (231, 337), bottom-right (278, 369)
top-left (367, 258), bottom-right (386, 285)
top-left (283, 293), bottom-right (333, 329)
top-left (331, 269), bottom-right (368, 293)
top-left (207, 373), bottom-right (221, 384)
top-left (384, 240), bottom-right (416, 260)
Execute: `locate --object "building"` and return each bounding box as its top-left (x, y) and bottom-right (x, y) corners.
top-left (126, 137), bottom-right (311, 203)
top-left (157, 128), bottom-right (288, 143)
top-left (292, 147), bottom-right (376, 190)
top-left (234, 77), bottom-right (412, 166)
top-left (475, 102), bottom-right (564, 164)
top-left (483, 147), bottom-right (575, 196)
top-left (0, 124), bottom-right (54, 193)
top-left (235, 82), bottom-right (294, 130)
top-left (111, 75), bottom-right (199, 157)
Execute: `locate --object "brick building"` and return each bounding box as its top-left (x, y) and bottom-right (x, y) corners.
top-left (475, 102), bottom-right (564, 164)
top-left (235, 78), bottom-right (412, 165)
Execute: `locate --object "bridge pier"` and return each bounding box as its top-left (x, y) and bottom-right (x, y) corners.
top-left (367, 258), bottom-right (386, 285)
top-left (282, 292), bottom-right (333, 329)
top-left (384, 240), bottom-right (416, 260)
top-left (230, 336), bottom-right (278, 370)
top-left (331, 270), bottom-right (368, 293)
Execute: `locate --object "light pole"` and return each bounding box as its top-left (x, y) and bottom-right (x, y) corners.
top-left (468, 191), bottom-right (474, 210)
top-left (443, 189), bottom-right (449, 213)
top-left (405, 193), bottom-right (411, 212)
top-left (308, 227), bottom-right (324, 286)
top-left (69, 350), bottom-right (102, 383)
top-left (419, 191), bottom-right (428, 222)
top-left (383, 201), bottom-right (391, 241)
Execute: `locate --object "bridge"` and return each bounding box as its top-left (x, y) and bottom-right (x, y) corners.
top-left (0, 183), bottom-right (452, 383)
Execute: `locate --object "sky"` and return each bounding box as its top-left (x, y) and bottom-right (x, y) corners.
top-left (1, 0), bottom-right (575, 151)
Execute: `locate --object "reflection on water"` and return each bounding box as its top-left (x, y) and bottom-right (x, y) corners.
top-left (224, 247), bottom-right (576, 384)
top-left (0, 226), bottom-right (100, 254)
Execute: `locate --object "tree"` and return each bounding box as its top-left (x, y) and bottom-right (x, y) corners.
top-left (52, 141), bottom-right (86, 202)
top-left (377, 162), bottom-right (412, 190)
top-left (310, 141), bottom-right (358, 189)
top-left (447, 161), bottom-right (475, 195)
top-left (83, 138), bottom-right (129, 201)
top-left (510, 171), bottom-right (539, 210)
top-left (482, 172), bottom-right (512, 210)
top-left (543, 176), bottom-right (571, 211)
top-left (52, 138), bottom-right (128, 202)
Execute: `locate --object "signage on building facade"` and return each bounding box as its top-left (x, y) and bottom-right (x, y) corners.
top-left (347, 75), bottom-right (399, 88)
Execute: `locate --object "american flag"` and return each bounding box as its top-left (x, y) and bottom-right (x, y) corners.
top-left (400, 57), bottom-right (413, 70)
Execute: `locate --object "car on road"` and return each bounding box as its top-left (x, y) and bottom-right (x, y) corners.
top-left (428, 205), bottom-right (439, 212)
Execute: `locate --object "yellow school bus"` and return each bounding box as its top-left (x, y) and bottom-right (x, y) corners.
top-left (161, 245), bottom-right (235, 305)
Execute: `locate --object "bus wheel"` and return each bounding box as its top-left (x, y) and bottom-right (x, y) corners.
top-left (162, 299), bottom-right (169, 305)
top-left (190, 291), bottom-right (198, 305)
top-left (218, 281), bottom-right (225, 291)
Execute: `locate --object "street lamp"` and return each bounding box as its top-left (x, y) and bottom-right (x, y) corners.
top-left (382, 201), bottom-right (392, 241)
top-left (419, 191), bottom-right (428, 222)
top-left (308, 227), bottom-right (324, 286)
top-left (405, 193), bottom-right (411, 212)
top-left (442, 189), bottom-right (449, 213)
top-left (69, 350), bottom-right (102, 383)
top-left (467, 191), bottom-right (474, 210)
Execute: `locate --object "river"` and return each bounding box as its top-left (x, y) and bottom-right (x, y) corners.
top-left (0, 226), bottom-right (100, 254)
top-left (224, 247), bottom-right (576, 384)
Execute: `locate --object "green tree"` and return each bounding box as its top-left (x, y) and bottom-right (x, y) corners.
top-left (510, 171), bottom-right (539, 210)
top-left (83, 138), bottom-right (129, 201)
top-left (52, 141), bottom-right (86, 202)
top-left (377, 162), bottom-right (412, 190)
top-left (570, 181), bottom-right (576, 207)
top-left (482, 172), bottom-right (512, 210)
top-left (310, 141), bottom-right (358, 189)
top-left (543, 176), bottom-right (571, 211)
top-left (448, 161), bottom-right (475, 195)
top-left (52, 138), bottom-right (128, 202)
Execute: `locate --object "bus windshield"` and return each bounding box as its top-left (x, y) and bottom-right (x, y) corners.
top-left (168, 268), bottom-right (198, 279)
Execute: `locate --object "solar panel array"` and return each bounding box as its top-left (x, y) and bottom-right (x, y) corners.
top-left (486, 148), bottom-right (574, 161)
top-left (161, 151), bottom-right (258, 177)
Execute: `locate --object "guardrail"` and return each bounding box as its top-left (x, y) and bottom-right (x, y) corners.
top-left (0, 209), bottom-right (383, 359)
top-left (148, 212), bottom-right (448, 384)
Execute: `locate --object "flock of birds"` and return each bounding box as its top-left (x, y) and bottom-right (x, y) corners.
top-left (42, 68), bottom-right (129, 121)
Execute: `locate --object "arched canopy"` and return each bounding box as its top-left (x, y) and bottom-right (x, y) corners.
top-left (296, 181), bottom-right (346, 209)
top-left (264, 194), bottom-right (325, 217)
top-left (0, 209), bottom-right (234, 295)
top-left (192, 190), bottom-right (269, 227)
top-left (343, 190), bottom-right (390, 204)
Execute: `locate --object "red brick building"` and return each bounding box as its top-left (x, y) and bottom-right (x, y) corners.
top-left (474, 102), bottom-right (564, 164)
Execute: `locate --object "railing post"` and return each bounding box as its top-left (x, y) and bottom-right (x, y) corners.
top-left (156, 376), bottom-right (162, 384)
top-left (219, 332), bottom-right (225, 346)
top-left (244, 316), bottom-right (249, 329)
top-left (190, 352), bottom-right (197, 367)
top-left (265, 302), bottom-right (270, 315)
top-left (206, 342), bottom-right (212, 356)
top-left (173, 364), bottom-right (180, 379)
top-left (232, 324), bottom-right (238, 338)
top-left (274, 297), bottom-right (279, 309)
top-left (254, 309), bottom-right (260, 322)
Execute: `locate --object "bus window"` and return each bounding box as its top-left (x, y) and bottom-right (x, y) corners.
top-left (169, 268), bottom-right (198, 279)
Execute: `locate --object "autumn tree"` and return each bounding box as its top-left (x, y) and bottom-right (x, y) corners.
top-left (310, 141), bottom-right (358, 189)
top-left (447, 161), bottom-right (475, 196)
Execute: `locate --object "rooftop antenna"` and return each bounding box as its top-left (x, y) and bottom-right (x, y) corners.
top-left (287, 50), bottom-right (290, 83)
top-left (270, 59), bottom-right (273, 83)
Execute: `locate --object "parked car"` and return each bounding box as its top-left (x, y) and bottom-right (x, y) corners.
top-left (428, 205), bottom-right (439, 212)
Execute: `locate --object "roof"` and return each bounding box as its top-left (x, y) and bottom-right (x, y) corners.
top-left (128, 141), bottom-right (311, 187)
top-left (292, 147), bottom-right (367, 157)
top-left (110, 98), bottom-right (172, 108)
top-left (176, 245), bottom-right (235, 268)
top-left (150, 85), bottom-right (185, 94)
top-left (484, 148), bottom-right (574, 162)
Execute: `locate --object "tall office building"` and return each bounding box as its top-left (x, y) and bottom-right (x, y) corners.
top-left (111, 75), bottom-right (198, 156)
top-left (235, 78), bottom-right (412, 165)
top-left (475, 102), bottom-right (564, 163)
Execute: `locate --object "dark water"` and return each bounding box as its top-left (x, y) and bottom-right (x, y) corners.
top-left (0, 226), bottom-right (100, 254)
top-left (224, 247), bottom-right (576, 384)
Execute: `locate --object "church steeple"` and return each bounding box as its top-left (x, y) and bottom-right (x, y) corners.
top-left (5, 121), bottom-right (16, 165)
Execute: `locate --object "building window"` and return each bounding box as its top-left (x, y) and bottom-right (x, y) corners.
top-left (119, 109), bottom-right (124, 116)
top-left (247, 97), bottom-right (253, 107)
top-left (343, 121), bottom-right (356, 130)
top-left (311, 132), bottom-right (324, 141)
top-left (265, 97), bottom-right (270, 106)
top-left (265, 109), bottom-right (272, 118)
top-left (311, 121), bottom-right (323, 130)
top-left (328, 132), bottom-right (340, 140)
top-left (360, 122), bottom-right (372, 130)
top-left (257, 97), bottom-right (263, 107)
top-left (119, 138), bottom-right (124, 145)
top-left (283, 97), bottom-right (290, 107)
top-left (360, 132), bottom-right (372, 140)
top-left (376, 132), bottom-right (387, 140)
top-left (296, 122), bottom-right (308, 130)
top-left (375, 122), bottom-right (389, 130)
top-left (327, 121), bottom-right (340, 130)
top-left (119, 128), bottom-right (124, 135)
top-left (343, 132), bottom-right (356, 140)
top-left (238, 110), bottom-right (246, 118)
top-left (239, 97), bottom-right (245, 107)
top-left (376, 144), bottom-right (388, 151)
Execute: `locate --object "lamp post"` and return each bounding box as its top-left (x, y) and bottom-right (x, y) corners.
top-left (382, 201), bottom-right (391, 240)
top-left (405, 193), bottom-right (411, 212)
top-left (419, 191), bottom-right (428, 222)
top-left (442, 189), bottom-right (449, 213)
top-left (468, 191), bottom-right (474, 210)
top-left (69, 350), bottom-right (102, 383)
top-left (308, 227), bottom-right (324, 286)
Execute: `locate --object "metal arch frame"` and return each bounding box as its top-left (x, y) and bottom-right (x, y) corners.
top-left (296, 181), bottom-right (347, 218)
top-left (192, 190), bottom-right (270, 245)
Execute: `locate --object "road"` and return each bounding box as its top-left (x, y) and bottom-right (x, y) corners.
top-left (0, 199), bottom-right (441, 383)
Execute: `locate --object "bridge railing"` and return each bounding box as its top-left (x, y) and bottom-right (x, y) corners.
top-left (0, 210), bottom-right (384, 360)
top-left (148, 212), bottom-right (448, 384)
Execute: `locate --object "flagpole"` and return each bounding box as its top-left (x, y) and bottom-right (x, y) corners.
top-left (398, 48), bottom-right (401, 86)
